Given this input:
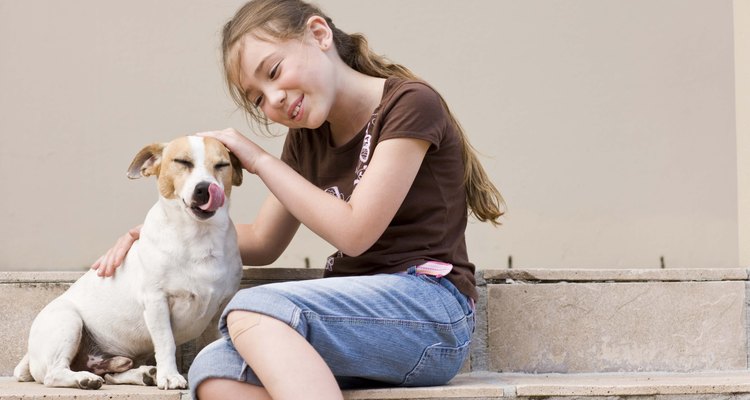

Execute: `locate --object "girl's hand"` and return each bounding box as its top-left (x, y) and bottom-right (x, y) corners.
top-left (90, 225), bottom-right (142, 277)
top-left (196, 128), bottom-right (269, 175)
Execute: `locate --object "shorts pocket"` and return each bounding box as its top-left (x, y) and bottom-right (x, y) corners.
top-left (401, 340), bottom-right (471, 387)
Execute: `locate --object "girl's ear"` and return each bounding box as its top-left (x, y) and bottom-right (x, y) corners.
top-left (306, 16), bottom-right (333, 50)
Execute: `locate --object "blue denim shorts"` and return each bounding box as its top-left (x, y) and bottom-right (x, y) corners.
top-left (188, 267), bottom-right (475, 398)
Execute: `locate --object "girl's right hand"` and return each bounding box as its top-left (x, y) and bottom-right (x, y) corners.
top-left (90, 225), bottom-right (142, 277)
top-left (196, 128), bottom-right (269, 175)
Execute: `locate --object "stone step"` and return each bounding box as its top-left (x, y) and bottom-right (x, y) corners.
top-left (480, 268), bottom-right (749, 373)
top-left (2, 267), bottom-right (748, 376)
top-left (3, 371), bottom-right (750, 399)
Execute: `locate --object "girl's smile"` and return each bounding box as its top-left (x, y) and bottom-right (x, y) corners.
top-left (289, 95), bottom-right (304, 121)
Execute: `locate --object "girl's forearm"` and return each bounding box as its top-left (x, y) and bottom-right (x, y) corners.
top-left (252, 153), bottom-right (370, 256)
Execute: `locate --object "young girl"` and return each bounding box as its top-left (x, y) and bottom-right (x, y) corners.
top-left (93, 0), bottom-right (504, 398)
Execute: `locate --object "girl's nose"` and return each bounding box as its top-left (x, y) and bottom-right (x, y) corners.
top-left (266, 88), bottom-right (286, 109)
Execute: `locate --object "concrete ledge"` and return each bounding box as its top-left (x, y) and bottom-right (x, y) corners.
top-left (503, 370), bottom-right (750, 397)
top-left (0, 377), bottom-right (188, 400)
top-left (0, 373), bottom-right (504, 400)
top-left (487, 280), bottom-right (747, 372)
top-left (0, 267), bottom-right (324, 284)
top-left (3, 268), bottom-right (750, 377)
top-left (4, 371), bottom-right (750, 399)
top-left (484, 268), bottom-right (750, 282)
top-left (343, 373), bottom-right (504, 399)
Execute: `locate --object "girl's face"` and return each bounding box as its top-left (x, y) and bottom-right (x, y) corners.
top-left (235, 19), bottom-right (337, 130)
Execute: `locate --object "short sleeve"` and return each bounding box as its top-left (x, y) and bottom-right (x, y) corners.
top-left (279, 128), bottom-right (302, 174)
top-left (377, 82), bottom-right (449, 150)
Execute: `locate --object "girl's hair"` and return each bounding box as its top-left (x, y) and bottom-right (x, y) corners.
top-left (221, 0), bottom-right (506, 225)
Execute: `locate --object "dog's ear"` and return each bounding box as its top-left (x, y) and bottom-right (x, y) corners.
top-left (229, 151), bottom-right (243, 186)
top-left (127, 143), bottom-right (166, 179)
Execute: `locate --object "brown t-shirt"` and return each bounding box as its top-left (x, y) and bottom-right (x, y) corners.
top-left (280, 77), bottom-right (477, 301)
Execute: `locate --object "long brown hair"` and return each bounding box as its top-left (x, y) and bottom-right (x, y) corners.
top-left (221, 0), bottom-right (506, 224)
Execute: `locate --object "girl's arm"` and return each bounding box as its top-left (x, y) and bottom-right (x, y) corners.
top-left (200, 129), bottom-right (430, 256)
top-left (91, 224), bottom-right (143, 277)
top-left (236, 193), bottom-right (300, 265)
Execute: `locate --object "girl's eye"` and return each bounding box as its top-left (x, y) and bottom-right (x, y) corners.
top-left (250, 61), bottom-right (280, 108)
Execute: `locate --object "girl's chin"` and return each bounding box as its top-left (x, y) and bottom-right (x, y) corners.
top-left (295, 116), bottom-right (327, 130)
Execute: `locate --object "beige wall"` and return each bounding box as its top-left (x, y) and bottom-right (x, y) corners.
top-left (737, 0), bottom-right (750, 265)
top-left (0, 0), bottom-right (739, 270)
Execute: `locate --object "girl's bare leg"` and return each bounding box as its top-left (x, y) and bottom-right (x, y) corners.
top-left (225, 310), bottom-right (344, 400)
top-left (197, 378), bottom-right (273, 400)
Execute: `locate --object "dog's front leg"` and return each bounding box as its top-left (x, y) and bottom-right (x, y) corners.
top-left (142, 294), bottom-right (188, 390)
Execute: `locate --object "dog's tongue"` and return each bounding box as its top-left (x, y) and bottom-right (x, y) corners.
top-left (199, 183), bottom-right (225, 212)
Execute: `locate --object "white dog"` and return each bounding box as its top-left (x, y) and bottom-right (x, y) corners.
top-left (14, 136), bottom-right (243, 390)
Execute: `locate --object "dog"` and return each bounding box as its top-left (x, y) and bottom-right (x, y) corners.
top-left (13, 136), bottom-right (244, 390)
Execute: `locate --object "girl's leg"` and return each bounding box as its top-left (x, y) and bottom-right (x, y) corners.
top-left (225, 310), bottom-right (343, 400)
top-left (197, 378), bottom-right (272, 400)
top-left (188, 269), bottom-right (474, 399)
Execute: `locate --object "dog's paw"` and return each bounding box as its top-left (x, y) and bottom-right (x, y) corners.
top-left (14, 373), bottom-right (34, 382)
top-left (157, 372), bottom-right (187, 390)
top-left (76, 373), bottom-right (104, 390)
top-left (142, 366), bottom-right (157, 386)
top-left (13, 368), bottom-right (34, 382)
top-left (13, 355), bottom-right (34, 382)
top-left (104, 365), bottom-right (158, 386)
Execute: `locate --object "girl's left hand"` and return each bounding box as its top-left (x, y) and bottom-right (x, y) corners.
top-left (196, 128), bottom-right (269, 174)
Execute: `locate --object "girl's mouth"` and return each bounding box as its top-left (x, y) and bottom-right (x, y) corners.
top-left (289, 96), bottom-right (304, 120)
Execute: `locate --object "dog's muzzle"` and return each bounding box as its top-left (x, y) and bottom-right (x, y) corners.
top-left (190, 182), bottom-right (225, 220)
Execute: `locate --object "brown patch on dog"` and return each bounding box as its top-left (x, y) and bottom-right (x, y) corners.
top-left (202, 137), bottom-right (243, 198)
top-left (127, 143), bottom-right (166, 179)
top-left (229, 152), bottom-right (243, 187)
top-left (156, 137), bottom-right (194, 200)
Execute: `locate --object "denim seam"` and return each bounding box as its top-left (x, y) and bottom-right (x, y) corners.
top-left (301, 311), bottom-right (455, 332)
top-left (402, 340), bottom-right (471, 386)
top-left (415, 274), bottom-right (468, 344)
top-left (289, 306), bottom-right (302, 330)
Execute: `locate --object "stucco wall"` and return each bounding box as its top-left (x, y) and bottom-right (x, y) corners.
top-left (0, 0), bottom-right (739, 270)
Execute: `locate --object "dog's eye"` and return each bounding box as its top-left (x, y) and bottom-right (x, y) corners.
top-left (215, 162), bottom-right (230, 170)
top-left (174, 159), bottom-right (194, 168)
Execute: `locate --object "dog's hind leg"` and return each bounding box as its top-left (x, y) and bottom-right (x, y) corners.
top-left (31, 302), bottom-right (104, 389)
top-left (13, 354), bottom-right (33, 382)
top-left (45, 367), bottom-right (104, 390)
top-left (104, 365), bottom-right (158, 386)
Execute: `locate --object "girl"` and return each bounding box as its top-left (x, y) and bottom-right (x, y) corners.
top-left (93, 0), bottom-right (505, 399)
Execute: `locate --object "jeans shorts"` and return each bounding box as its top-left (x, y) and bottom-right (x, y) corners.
top-left (188, 266), bottom-right (475, 399)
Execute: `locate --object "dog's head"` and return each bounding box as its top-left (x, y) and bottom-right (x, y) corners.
top-left (126, 136), bottom-right (243, 221)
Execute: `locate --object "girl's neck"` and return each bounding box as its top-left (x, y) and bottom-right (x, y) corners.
top-left (327, 71), bottom-right (386, 147)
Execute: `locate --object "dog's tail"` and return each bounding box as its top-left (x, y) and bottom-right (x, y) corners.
top-left (13, 353), bottom-right (33, 382)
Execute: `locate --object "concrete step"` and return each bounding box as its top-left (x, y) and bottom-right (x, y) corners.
top-left (480, 268), bottom-right (749, 373)
top-left (3, 371), bottom-right (750, 399)
top-left (2, 267), bottom-right (749, 376)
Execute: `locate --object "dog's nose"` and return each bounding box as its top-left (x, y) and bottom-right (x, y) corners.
top-left (193, 182), bottom-right (211, 206)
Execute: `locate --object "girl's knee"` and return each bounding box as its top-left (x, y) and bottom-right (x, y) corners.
top-left (226, 311), bottom-right (264, 343)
